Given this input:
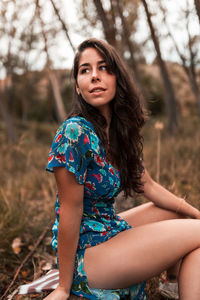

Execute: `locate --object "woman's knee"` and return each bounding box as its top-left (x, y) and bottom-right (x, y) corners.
top-left (119, 202), bottom-right (186, 227)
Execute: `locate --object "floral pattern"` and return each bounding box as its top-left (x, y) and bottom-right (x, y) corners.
top-left (46, 117), bottom-right (146, 300)
top-left (64, 121), bottom-right (82, 142)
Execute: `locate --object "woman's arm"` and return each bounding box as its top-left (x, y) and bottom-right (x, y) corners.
top-left (44, 167), bottom-right (84, 300)
top-left (142, 168), bottom-right (200, 219)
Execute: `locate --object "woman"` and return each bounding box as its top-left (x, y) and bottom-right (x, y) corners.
top-left (45, 38), bottom-right (200, 300)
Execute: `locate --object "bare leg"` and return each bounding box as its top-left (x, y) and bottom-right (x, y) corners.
top-left (119, 202), bottom-right (184, 279)
top-left (118, 202), bottom-right (185, 227)
top-left (84, 219), bottom-right (200, 300)
top-left (179, 248), bottom-right (200, 299)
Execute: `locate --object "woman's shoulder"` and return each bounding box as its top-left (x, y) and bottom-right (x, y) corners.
top-left (55, 116), bottom-right (101, 151)
top-left (67, 116), bottom-right (95, 131)
top-left (63, 117), bottom-right (101, 154)
top-left (55, 116), bottom-right (94, 138)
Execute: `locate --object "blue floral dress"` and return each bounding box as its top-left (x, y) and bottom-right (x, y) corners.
top-left (46, 117), bottom-right (146, 300)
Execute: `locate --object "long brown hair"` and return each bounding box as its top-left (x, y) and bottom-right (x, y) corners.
top-left (69, 38), bottom-right (145, 197)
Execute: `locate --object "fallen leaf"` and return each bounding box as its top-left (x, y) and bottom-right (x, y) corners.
top-left (21, 269), bottom-right (29, 278)
top-left (28, 245), bottom-right (34, 251)
top-left (11, 237), bottom-right (22, 254)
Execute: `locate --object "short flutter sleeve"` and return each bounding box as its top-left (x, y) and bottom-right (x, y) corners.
top-left (46, 119), bottom-right (93, 184)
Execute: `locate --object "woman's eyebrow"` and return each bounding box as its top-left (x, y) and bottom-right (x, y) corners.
top-left (79, 63), bottom-right (89, 69)
top-left (98, 60), bottom-right (106, 65)
top-left (79, 60), bottom-right (106, 70)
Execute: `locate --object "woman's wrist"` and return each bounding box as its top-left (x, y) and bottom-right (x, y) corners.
top-left (192, 207), bottom-right (200, 219)
top-left (177, 197), bottom-right (200, 219)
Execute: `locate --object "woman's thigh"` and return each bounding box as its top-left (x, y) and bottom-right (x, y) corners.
top-left (84, 219), bottom-right (200, 289)
top-left (118, 202), bottom-right (185, 227)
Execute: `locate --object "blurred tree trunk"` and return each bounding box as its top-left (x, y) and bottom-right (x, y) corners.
top-left (115, 0), bottom-right (147, 107)
top-left (0, 90), bottom-right (17, 143)
top-left (159, 1), bottom-right (200, 115)
top-left (47, 70), bottom-right (67, 122)
top-left (194, 0), bottom-right (200, 25)
top-left (49, 0), bottom-right (75, 53)
top-left (93, 0), bottom-right (117, 47)
top-left (186, 4), bottom-right (200, 114)
top-left (36, 0), bottom-right (66, 123)
top-left (0, 39), bottom-right (17, 142)
top-left (141, 0), bottom-right (178, 134)
top-left (183, 9), bottom-right (200, 114)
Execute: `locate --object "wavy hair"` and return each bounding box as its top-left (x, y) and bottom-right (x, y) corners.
top-left (68, 38), bottom-right (145, 197)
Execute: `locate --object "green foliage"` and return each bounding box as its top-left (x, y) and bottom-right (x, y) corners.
top-left (8, 72), bottom-right (48, 121)
top-left (4, 70), bottom-right (74, 122)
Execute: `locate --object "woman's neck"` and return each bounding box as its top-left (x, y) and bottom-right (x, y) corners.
top-left (98, 105), bottom-right (112, 140)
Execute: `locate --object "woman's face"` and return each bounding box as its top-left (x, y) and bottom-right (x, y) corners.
top-left (76, 47), bottom-right (116, 116)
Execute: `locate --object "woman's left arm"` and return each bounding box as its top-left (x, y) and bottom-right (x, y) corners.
top-left (142, 168), bottom-right (200, 219)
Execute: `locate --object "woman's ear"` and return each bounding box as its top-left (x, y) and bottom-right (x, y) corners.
top-left (76, 83), bottom-right (80, 95)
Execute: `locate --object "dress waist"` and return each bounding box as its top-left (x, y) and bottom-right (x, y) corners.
top-left (78, 210), bottom-right (132, 250)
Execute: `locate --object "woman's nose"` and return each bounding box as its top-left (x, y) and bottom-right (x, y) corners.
top-left (91, 68), bottom-right (100, 82)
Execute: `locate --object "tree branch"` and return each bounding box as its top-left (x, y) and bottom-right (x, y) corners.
top-left (49, 0), bottom-right (75, 53)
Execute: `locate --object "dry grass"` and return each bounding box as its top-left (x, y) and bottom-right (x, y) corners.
top-left (143, 116), bottom-right (200, 208)
top-left (0, 116), bottom-right (200, 299)
top-left (0, 121), bottom-right (58, 297)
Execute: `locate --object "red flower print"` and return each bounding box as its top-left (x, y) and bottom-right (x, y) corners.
top-left (55, 154), bottom-right (66, 164)
top-left (55, 134), bottom-right (62, 143)
top-left (102, 214), bottom-right (110, 220)
top-left (83, 134), bottom-right (90, 144)
top-left (92, 207), bottom-right (99, 214)
top-left (85, 181), bottom-right (96, 190)
top-left (69, 150), bottom-right (74, 162)
top-left (109, 167), bottom-right (114, 175)
top-left (94, 154), bottom-right (105, 167)
top-left (100, 231), bottom-right (108, 236)
top-left (48, 154), bottom-right (54, 163)
top-left (91, 174), bottom-right (102, 183)
top-left (86, 191), bottom-right (91, 196)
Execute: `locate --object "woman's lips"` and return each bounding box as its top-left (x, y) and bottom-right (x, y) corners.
top-left (90, 87), bottom-right (106, 93)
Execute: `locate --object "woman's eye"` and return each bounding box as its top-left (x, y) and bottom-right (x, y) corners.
top-left (80, 68), bottom-right (89, 74)
top-left (99, 65), bottom-right (107, 71)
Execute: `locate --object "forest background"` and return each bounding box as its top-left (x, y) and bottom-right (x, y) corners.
top-left (0, 0), bottom-right (200, 299)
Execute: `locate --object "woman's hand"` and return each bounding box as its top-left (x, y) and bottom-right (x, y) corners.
top-left (176, 198), bottom-right (200, 219)
top-left (43, 286), bottom-right (69, 300)
top-left (142, 169), bottom-right (200, 219)
top-left (193, 208), bottom-right (200, 219)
